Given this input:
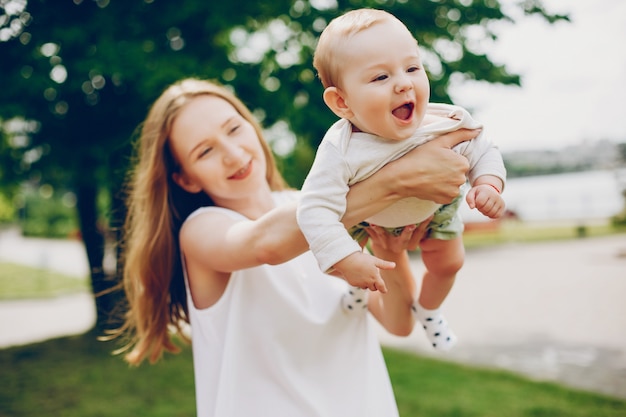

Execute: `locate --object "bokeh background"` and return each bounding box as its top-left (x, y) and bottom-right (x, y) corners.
top-left (1, 0), bottom-right (625, 413)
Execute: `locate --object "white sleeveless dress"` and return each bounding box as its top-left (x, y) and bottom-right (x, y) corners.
top-left (183, 191), bottom-right (399, 417)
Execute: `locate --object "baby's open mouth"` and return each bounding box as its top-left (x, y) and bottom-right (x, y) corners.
top-left (392, 102), bottom-right (414, 120)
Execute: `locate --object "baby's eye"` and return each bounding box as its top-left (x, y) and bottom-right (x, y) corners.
top-left (372, 74), bottom-right (388, 82)
top-left (407, 66), bottom-right (421, 73)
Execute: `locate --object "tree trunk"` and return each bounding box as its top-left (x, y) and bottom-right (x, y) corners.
top-left (76, 183), bottom-right (123, 333)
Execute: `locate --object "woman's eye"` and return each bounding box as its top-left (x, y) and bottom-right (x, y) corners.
top-left (229, 124), bottom-right (241, 135)
top-left (198, 147), bottom-right (212, 158)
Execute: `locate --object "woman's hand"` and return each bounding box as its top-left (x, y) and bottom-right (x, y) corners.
top-left (364, 221), bottom-right (435, 337)
top-left (383, 128), bottom-right (479, 204)
top-left (365, 217), bottom-right (432, 259)
top-left (343, 128), bottom-right (478, 230)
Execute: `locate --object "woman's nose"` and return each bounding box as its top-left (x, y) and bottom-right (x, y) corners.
top-left (222, 142), bottom-right (245, 165)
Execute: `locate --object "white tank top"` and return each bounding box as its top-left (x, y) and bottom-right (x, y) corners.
top-left (183, 191), bottom-right (399, 417)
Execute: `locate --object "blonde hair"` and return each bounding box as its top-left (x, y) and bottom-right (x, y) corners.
top-left (314, 9), bottom-right (407, 89)
top-left (116, 78), bottom-right (288, 365)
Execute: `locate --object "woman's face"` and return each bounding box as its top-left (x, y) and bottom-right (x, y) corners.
top-left (169, 95), bottom-right (270, 211)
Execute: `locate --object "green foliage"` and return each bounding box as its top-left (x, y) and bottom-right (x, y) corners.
top-left (0, 0), bottom-right (569, 296)
top-left (504, 162), bottom-right (597, 178)
top-left (0, 335), bottom-right (623, 417)
top-left (0, 117), bottom-right (32, 199)
top-left (0, 193), bottom-right (16, 223)
top-left (17, 186), bottom-right (78, 238)
top-left (611, 190), bottom-right (626, 227)
top-left (461, 221), bottom-right (626, 249)
top-left (0, 0), bottom-right (568, 191)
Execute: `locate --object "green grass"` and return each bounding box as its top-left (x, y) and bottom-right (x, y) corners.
top-left (1, 226), bottom-right (626, 416)
top-left (0, 334), bottom-right (196, 417)
top-left (0, 262), bottom-right (89, 300)
top-left (462, 221), bottom-right (624, 249)
top-left (0, 334), bottom-right (623, 417)
top-left (386, 348), bottom-right (625, 417)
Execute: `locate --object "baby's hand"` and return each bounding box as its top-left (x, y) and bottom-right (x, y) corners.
top-left (466, 184), bottom-right (506, 219)
top-left (333, 252), bottom-right (394, 293)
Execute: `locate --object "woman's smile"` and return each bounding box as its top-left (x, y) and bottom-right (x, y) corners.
top-left (229, 160), bottom-right (253, 180)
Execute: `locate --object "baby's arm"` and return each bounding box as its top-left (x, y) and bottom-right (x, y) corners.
top-left (466, 174), bottom-right (506, 218)
top-left (298, 135), bottom-right (396, 292)
top-left (454, 127), bottom-right (506, 218)
top-left (297, 139), bottom-right (363, 272)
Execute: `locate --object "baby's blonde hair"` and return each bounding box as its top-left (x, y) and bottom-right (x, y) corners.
top-left (313, 9), bottom-right (411, 89)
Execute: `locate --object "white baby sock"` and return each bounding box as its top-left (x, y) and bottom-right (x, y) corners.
top-left (342, 286), bottom-right (368, 314)
top-left (412, 304), bottom-right (458, 352)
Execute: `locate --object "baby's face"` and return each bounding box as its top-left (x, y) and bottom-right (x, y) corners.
top-left (336, 19), bottom-right (430, 141)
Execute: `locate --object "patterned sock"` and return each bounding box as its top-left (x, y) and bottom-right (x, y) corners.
top-left (342, 286), bottom-right (368, 314)
top-left (412, 303), bottom-right (458, 351)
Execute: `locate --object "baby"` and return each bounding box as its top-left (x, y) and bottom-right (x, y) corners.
top-left (297, 9), bottom-right (506, 351)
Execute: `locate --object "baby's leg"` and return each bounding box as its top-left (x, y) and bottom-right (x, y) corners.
top-left (419, 236), bottom-right (464, 309)
top-left (413, 237), bottom-right (464, 351)
top-left (342, 286), bottom-right (368, 313)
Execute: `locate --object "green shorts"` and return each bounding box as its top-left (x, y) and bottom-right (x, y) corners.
top-left (348, 193), bottom-right (464, 243)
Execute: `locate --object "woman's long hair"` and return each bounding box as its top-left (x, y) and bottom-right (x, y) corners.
top-left (117, 79), bottom-right (288, 365)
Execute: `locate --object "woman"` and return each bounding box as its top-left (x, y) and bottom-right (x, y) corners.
top-left (116, 78), bottom-right (475, 416)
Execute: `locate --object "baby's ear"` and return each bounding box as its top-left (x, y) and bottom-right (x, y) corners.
top-left (323, 87), bottom-right (354, 119)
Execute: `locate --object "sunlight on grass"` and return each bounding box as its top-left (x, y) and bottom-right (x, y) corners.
top-left (0, 262), bottom-right (88, 300)
top-left (386, 348), bottom-right (626, 417)
top-left (1, 228), bottom-right (626, 415)
top-left (0, 335), bottom-right (624, 417)
top-left (462, 220), bottom-right (624, 249)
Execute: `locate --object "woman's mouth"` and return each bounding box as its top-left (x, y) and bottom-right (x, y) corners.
top-left (392, 102), bottom-right (414, 121)
top-left (229, 161), bottom-right (252, 180)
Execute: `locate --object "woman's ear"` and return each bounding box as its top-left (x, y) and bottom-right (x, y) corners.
top-left (172, 172), bottom-right (203, 194)
top-left (323, 87), bottom-right (354, 119)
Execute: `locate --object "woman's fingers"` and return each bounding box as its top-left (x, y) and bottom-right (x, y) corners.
top-left (432, 127), bottom-right (481, 149)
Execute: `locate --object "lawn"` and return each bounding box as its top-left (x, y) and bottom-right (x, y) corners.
top-left (0, 262), bottom-right (88, 300)
top-left (1, 225), bottom-right (625, 416)
top-left (0, 333), bottom-right (624, 417)
top-left (461, 220), bottom-right (623, 249)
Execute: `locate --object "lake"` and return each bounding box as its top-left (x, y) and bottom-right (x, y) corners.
top-left (460, 169), bottom-right (626, 223)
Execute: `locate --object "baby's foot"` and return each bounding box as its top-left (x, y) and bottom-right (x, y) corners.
top-left (412, 304), bottom-right (457, 351)
top-left (342, 287), bottom-right (368, 314)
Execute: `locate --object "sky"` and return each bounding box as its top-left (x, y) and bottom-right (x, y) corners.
top-left (449, 0), bottom-right (626, 153)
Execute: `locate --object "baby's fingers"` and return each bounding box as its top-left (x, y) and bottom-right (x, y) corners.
top-left (372, 258), bottom-right (393, 293)
top-left (465, 189), bottom-right (477, 209)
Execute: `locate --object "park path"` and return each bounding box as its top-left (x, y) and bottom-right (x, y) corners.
top-left (1, 227), bottom-right (625, 399)
top-left (379, 232), bottom-right (626, 399)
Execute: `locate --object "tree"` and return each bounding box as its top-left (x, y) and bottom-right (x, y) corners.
top-left (0, 0), bottom-right (568, 331)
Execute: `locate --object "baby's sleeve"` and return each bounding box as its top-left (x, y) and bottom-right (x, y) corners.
top-left (454, 129), bottom-right (507, 188)
top-left (297, 140), bottom-right (361, 273)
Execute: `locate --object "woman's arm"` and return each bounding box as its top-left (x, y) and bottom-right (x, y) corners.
top-left (345, 128), bottom-right (476, 222)
top-left (364, 219), bottom-right (430, 335)
top-left (183, 128), bottom-right (479, 271)
top-left (259, 128), bottom-right (477, 265)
